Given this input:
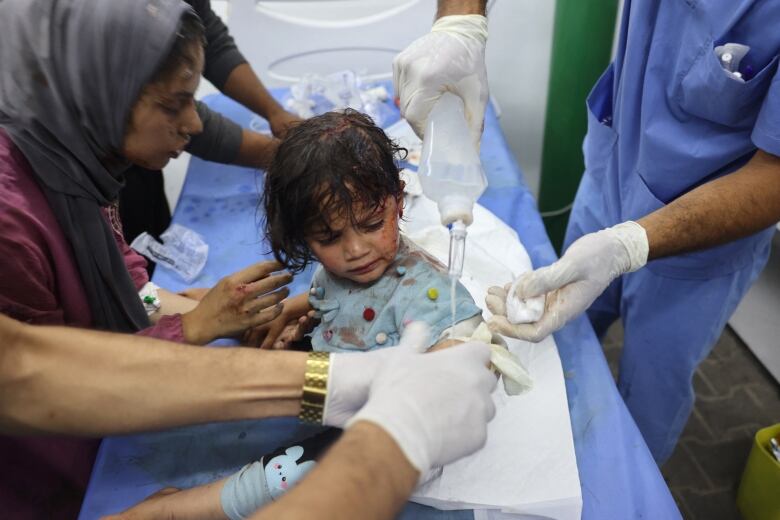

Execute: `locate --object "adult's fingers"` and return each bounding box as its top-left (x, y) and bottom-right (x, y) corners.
top-left (245, 301), bottom-right (284, 329)
top-left (484, 294), bottom-right (504, 316)
top-left (231, 260), bottom-right (286, 284)
top-left (487, 315), bottom-right (548, 343)
top-left (487, 285), bottom-right (508, 299)
top-left (243, 286), bottom-right (289, 315)
top-left (515, 261), bottom-right (578, 300)
top-left (242, 272), bottom-right (293, 300)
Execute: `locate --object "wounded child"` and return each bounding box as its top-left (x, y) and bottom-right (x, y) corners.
top-left (107, 109), bottom-right (530, 520)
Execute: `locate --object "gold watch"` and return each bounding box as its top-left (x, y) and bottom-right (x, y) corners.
top-left (299, 351), bottom-right (330, 424)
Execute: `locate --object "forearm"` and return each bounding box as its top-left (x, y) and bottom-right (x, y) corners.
top-left (0, 315), bottom-right (306, 436)
top-left (251, 422), bottom-right (418, 520)
top-left (437, 0), bottom-right (487, 17)
top-left (234, 128), bottom-right (279, 170)
top-left (155, 288), bottom-right (209, 344)
top-left (223, 64), bottom-right (286, 120)
top-left (638, 149), bottom-right (780, 260)
top-left (153, 288), bottom-right (199, 322)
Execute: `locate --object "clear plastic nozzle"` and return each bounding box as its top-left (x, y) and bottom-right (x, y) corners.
top-left (448, 220), bottom-right (468, 279)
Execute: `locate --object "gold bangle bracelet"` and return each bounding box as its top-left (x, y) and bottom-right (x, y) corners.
top-left (299, 351), bottom-right (330, 424)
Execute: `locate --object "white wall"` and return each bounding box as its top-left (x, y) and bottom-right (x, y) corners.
top-left (486, 1), bottom-right (555, 196)
top-left (165, 0), bottom-right (557, 208)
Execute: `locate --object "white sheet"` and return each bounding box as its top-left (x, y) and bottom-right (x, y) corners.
top-left (400, 172), bottom-right (582, 520)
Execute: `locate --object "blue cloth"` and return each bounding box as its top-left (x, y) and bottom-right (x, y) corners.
top-left (79, 88), bottom-right (680, 519)
top-left (566, 0), bottom-right (779, 463)
top-left (309, 236), bottom-right (481, 352)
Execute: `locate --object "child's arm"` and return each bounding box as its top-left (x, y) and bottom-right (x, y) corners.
top-left (428, 337), bottom-right (463, 352)
top-left (428, 314), bottom-right (484, 352)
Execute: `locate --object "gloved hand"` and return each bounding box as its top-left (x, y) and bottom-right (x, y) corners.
top-left (323, 321), bottom-right (437, 427)
top-left (393, 15), bottom-right (488, 149)
top-left (323, 348), bottom-right (393, 427)
top-left (345, 322), bottom-right (497, 474)
top-left (487, 221), bottom-right (649, 342)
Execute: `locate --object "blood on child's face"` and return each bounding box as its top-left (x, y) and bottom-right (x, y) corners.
top-left (306, 196), bottom-right (402, 284)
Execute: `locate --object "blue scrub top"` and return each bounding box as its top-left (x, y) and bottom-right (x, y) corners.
top-left (588, 0), bottom-right (780, 278)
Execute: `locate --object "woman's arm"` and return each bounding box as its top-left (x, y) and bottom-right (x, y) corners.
top-left (0, 314), bottom-right (306, 436)
top-left (153, 288), bottom-right (199, 321)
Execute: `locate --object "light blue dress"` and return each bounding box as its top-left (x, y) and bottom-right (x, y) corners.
top-left (307, 236), bottom-right (482, 352)
top-left (567, 0), bottom-right (780, 463)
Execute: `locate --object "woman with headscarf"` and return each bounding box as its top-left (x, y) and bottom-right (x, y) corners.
top-left (0, 0), bottom-right (290, 514)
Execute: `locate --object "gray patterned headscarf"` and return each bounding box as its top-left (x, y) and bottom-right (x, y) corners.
top-left (0, 0), bottom-right (192, 332)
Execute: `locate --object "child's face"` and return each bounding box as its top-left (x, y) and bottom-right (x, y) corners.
top-left (307, 195), bottom-right (402, 284)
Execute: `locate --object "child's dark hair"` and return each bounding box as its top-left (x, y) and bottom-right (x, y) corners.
top-left (263, 109), bottom-right (407, 272)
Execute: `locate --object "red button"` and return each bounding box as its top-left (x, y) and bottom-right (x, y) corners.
top-left (363, 308), bottom-right (376, 321)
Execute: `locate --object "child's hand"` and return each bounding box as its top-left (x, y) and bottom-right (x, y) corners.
top-left (244, 309), bottom-right (317, 349)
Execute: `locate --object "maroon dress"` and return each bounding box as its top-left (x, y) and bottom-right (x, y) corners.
top-left (0, 130), bottom-right (186, 517)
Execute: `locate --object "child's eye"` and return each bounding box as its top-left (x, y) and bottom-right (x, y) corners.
top-left (362, 219), bottom-right (384, 232)
top-left (315, 234), bottom-right (339, 245)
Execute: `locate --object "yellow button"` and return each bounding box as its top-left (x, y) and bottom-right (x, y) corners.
top-left (427, 287), bottom-right (439, 300)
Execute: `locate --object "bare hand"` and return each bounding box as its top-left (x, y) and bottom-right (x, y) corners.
top-left (181, 261), bottom-right (292, 344)
top-left (268, 109), bottom-right (302, 139)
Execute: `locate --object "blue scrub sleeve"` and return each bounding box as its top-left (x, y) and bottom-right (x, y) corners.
top-left (752, 67), bottom-right (780, 156)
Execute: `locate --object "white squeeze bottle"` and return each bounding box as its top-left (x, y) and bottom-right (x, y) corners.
top-left (417, 92), bottom-right (487, 279)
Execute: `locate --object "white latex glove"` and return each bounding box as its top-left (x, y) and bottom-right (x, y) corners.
top-left (393, 15), bottom-right (488, 149)
top-left (323, 320), bottom-right (472, 427)
top-left (346, 322), bottom-right (497, 474)
top-left (487, 221), bottom-right (649, 342)
top-left (323, 348), bottom-right (393, 428)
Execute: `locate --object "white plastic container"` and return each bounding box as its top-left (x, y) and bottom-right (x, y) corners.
top-left (417, 92), bottom-right (487, 226)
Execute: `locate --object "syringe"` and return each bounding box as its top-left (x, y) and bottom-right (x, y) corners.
top-left (448, 220), bottom-right (468, 279)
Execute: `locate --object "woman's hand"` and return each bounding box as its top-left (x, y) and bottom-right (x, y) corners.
top-left (181, 261), bottom-right (292, 345)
